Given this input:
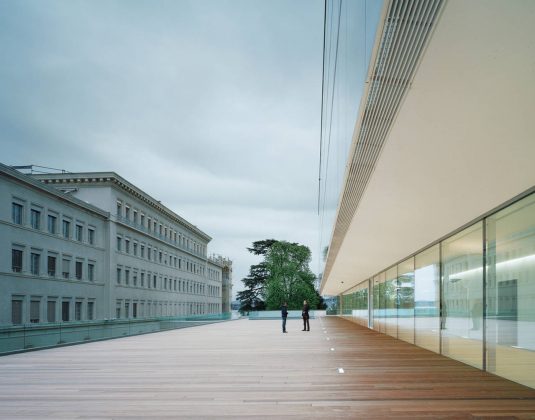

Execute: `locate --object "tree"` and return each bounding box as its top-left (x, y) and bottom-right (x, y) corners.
top-left (237, 239), bottom-right (323, 312)
top-left (236, 239), bottom-right (277, 313)
top-left (264, 241), bottom-right (319, 310)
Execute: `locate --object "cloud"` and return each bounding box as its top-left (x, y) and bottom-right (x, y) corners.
top-left (0, 0), bottom-right (324, 297)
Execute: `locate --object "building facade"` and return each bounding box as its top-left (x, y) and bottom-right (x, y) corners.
top-left (0, 163), bottom-right (231, 326)
top-left (319, 0), bottom-right (535, 389)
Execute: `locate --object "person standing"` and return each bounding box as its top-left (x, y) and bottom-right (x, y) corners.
top-left (302, 300), bottom-right (310, 331)
top-left (281, 302), bottom-right (288, 333)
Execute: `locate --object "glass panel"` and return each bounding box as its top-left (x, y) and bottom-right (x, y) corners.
top-left (11, 300), bottom-right (23, 324)
top-left (397, 257), bottom-right (414, 344)
top-left (31, 253), bottom-right (40, 275)
top-left (30, 301), bottom-right (40, 323)
top-left (87, 302), bottom-right (94, 320)
top-left (441, 222), bottom-right (483, 369)
top-left (62, 301), bottom-right (69, 321)
top-left (12, 249), bottom-right (23, 272)
top-left (375, 272), bottom-right (386, 333)
top-left (75, 302), bottom-right (82, 321)
top-left (47, 215), bottom-right (56, 234)
top-left (486, 193), bottom-right (535, 388)
top-left (342, 281), bottom-right (368, 327)
top-left (414, 244), bottom-right (441, 353)
top-left (385, 266), bottom-right (398, 338)
top-left (47, 301), bottom-right (56, 322)
top-left (31, 209), bottom-right (40, 229)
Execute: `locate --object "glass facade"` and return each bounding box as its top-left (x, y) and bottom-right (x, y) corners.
top-left (441, 222), bottom-right (483, 369)
top-left (485, 193), bottom-right (535, 388)
top-left (341, 280), bottom-right (368, 327)
top-left (318, 0), bottom-right (383, 278)
top-left (338, 191), bottom-right (535, 388)
top-left (414, 244), bottom-right (440, 353)
top-left (397, 258), bottom-right (414, 344)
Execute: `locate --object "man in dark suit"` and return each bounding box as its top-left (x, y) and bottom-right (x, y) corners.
top-left (302, 300), bottom-right (310, 331)
top-left (281, 302), bottom-right (288, 333)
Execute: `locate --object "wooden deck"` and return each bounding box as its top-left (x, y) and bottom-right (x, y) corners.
top-left (1, 316), bottom-right (535, 419)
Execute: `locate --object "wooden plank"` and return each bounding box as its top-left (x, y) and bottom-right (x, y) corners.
top-left (0, 316), bottom-right (534, 418)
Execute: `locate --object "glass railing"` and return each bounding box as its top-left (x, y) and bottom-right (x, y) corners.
top-left (247, 310), bottom-right (324, 319)
top-left (0, 313), bottom-right (232, 356)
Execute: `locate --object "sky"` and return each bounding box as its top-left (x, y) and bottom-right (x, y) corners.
top-left (0, 0), bottom-right (325, 299)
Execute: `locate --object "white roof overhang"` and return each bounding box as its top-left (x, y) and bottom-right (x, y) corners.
top-left (321, 0), bottom-right (535, 295)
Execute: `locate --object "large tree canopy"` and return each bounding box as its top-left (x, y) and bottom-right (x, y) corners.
top-left (237, 239), bottom-right (322, 312)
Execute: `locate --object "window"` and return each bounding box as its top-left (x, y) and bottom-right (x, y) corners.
top-left (88, 263), bottom-right (95, 281)
top-left (125, 302), bottom-right (130, 318)
top-left (12, 299), bottom-right (23, 325)
top-left (88, 228), bottom-right (95, 245)
top-left (141, 272), bottom-right (145, 287)
top-left (164, 278), bottom-right (167, 289)
top-left (62, 220), bottom-right (70, 239)
top-left (159, 251), bottom-right (162, 263)
top-left (48, 256), bottom-right (56, 277)
top-left (140, 214), bottom-right (145, 227)
top-left (133, 210), bottom-right (138, 224)
top-left (87, 302), bottom-right (94, 320)
top-left (75, 261), bottom-right (83, 280)
top-left (140, 245), bottom-right (145, 258)
top-left (148, 247), bottom-right (152, 261)
top-left (153, 275), bottom-right (157, 288)
top-left (12, 249), bottom-right (23, 273)
top-left (125, 206), bottom-right (130, 219)
top-left (116, 268), bottom-right (122, 284)
top-left (31, 209), bottom-right (41, 229)
top-left (116, 301), bottom-right (122, 318)
top-left (30, 300), bottom-right (40, 323)
top-left (125, 239), bottom-right (130, 254)
top-left (30, 253), bottom-right (40, 276)
top-left (75, 301), bottom-right (82, 321)
top-left (159, 224), bottom-right (162, 235)
top-left (62, 301), bottom-right (69, 321)
top-left (48, 214), bottom-right (57, 234)
top-left (147, 217), bottom-right (151, 231)
top-left (12, 202), bottom-right (23, 225)
top-left (116, 201), bottom-right (122, 216)
top-left (62, 259), bottom-right (70, 279)
top-left (153, 221), bottom-right (157, 232)
top-left (133, 272), bottom-right (138, 286)
top-left (133, 242), bottom-right (138, 256)
top-left (117, 236), bottom-right (122, 251)
top-left (47, 301), bottom-right (56, 322)
top-left (75, 224), bottom-right (83, 242)
top-left (125, 269), bottom-right (130, 285)
top-left (133, 302), bottom-right (138, 318)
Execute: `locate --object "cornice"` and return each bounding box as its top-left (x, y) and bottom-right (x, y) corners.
top-left (31, 172), bottom-right (212, 242)
top-left (0, 163), bottom-right (109, 219)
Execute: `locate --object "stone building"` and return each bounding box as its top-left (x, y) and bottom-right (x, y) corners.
top-left (0, 163), bottom-right (231, 325)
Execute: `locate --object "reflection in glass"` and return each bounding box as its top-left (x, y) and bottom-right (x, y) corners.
top-left (441, 222), bottom-right (483, 369)
top-left (486, 193), bottom-right (535, 388)
top-left (398, 258), bottom-right (415, 344)
top-left (385, 266), bottom-right (398, 338)
top-left (373, 273), bottom-right (386, 333)
top-left (318, 1), bottom-right (384, 282)
top-left (414, 244), bottom-right (440, 353)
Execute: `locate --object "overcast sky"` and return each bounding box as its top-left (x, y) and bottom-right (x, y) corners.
top-left (0, 0), bottom-right (324, 298)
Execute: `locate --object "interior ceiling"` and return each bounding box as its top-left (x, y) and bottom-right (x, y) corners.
top-left (322, 0), bottom-right (535, 296)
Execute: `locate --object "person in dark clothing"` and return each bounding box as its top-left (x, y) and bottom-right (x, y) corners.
top-left (302, 300), bottom-right (310, 331)
top-left (281, 302), bottom-right (288, 333)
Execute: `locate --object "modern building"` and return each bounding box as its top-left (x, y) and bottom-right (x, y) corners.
top-left (319, 0), bottom-right (535, 389)
top-left (0, 163), bottom-right (231, 325)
